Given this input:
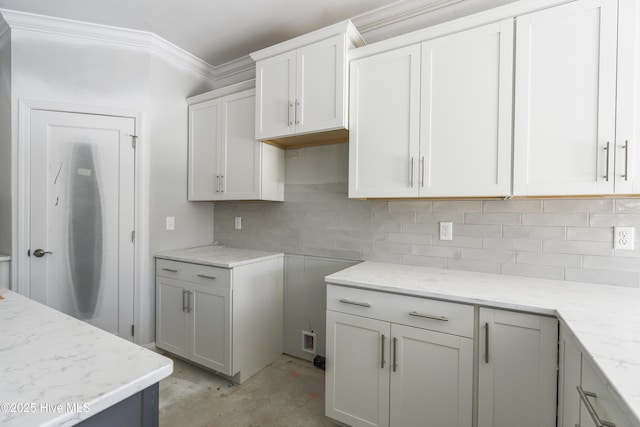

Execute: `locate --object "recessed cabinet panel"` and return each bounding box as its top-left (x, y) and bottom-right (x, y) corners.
top-left (513, 0), bottom-right (618, 195)
top-left (390, 324), bottom-right (473, 427)
top-left (190, 286), bottom-right (231, 374)
top-left (255, 52), bottom-right (296, 140)
top-left (478, 308), bottom-right (558, 427)
top-left (188, 100), bottom-right (221, 201)
top-left (421, 20), bottom-right (513, 197)
top-left (326, 310), bottom-right (391, 427)
top-left (156, 278), bottom-right (189, 359)
top-left (349, 44), bottom-right (421, 198)
top-left (296, 34), bottom-right (346, 135)
top-left (223, 91), bottom-right (261, 199)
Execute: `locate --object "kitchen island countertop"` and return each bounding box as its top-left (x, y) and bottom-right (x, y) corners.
top-left (326, 261), bottom-right (640, 426)
top-left (0, 288), bottom-right (173, 427)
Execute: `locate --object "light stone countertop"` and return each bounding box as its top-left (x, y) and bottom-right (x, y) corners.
top-left (154, 245), bottom-right (283, 268)
top-left (325, 261), bottom-right (640, 426)
top-left (0, 288), bottom-right (173, 427)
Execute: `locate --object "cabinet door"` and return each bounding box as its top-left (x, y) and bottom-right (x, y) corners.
top-left (255, 51), bottom-right (296, 140)
top-left (478, 308), bottom-right (558, 427)
top-left (188, 98), bottom-right (222, 200)
top-left (558, 325), bottom-right (583, 427)
top-left (513, 0), bottom-right (618, 195)
top-left (580, 357), bottom-right (635, 427)
top-left (420, 20), bottom-right (513, 197)
top-left (221, 89), bottom-right (261, 200)
top-left (296, 34), bottom-right (347, 134)
top-left (389, 324), bottom-right (472, 427)
top-left (156, 277), bottom-right (189, 358)
top-left (614, 0), bottom-right (640, 194)
top-left (349, 45), bottom-right (421, 198)
top-left (326, 310), bottom-right (391, 427)
top-left (189, 284), bottom-right (232, 375)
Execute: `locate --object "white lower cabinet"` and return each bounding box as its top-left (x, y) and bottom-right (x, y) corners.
top-left (478, 308), bottom-right (558, 427)
top-left (325, 285), bottom-right (474, 427)
top-left (326, 285), bottom-right (562, 427)
top-left (155, 257), bottom-right (283, 383)
top-left (559, 325), bottom-right (637, 427)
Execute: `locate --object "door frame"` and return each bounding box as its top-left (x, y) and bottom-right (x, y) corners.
top-left (15, 99), bottom-right (147, 344)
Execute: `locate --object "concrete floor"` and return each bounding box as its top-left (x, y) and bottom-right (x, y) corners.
top-left (158, 353), bottom-right (337, 427)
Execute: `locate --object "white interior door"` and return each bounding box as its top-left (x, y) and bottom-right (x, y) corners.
top-left (29, 110), bottom-right (136, 340)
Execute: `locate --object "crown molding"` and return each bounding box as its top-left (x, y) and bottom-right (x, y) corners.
top-left (0, 8), bottom-right (218, 81)
top-left (352, 0), bottom-right (465, 35)
top-left (213, 55), bottom-right (256, 81)
top-left (0, 13), bottom-right (9, 39)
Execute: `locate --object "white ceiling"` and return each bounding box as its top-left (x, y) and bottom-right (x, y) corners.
top-left (0, 0), bottom-right (404, 65)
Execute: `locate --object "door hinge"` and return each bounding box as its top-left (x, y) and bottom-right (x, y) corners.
top-left (131, 135), bottom-right (138, 149)
top-left (131, 324), bottom-right (135, 336)
top-left (131, 230), bottom-right (135, 242)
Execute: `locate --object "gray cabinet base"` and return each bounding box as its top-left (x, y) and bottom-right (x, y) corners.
top-left (77, 383), bottom-right (159, 427)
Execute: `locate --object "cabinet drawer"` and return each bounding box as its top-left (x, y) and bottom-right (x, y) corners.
top-left (327, 285), bottom-right (474, 338)
top-left (156, 259), bottom-right (231, 289)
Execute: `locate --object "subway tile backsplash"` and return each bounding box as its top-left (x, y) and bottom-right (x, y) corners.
top-left (214, 182), bottom-right (640, 287)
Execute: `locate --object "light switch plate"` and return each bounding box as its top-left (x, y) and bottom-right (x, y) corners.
top-left (614, 227), bottom-right (635, 250)
top-left (235, 217), bottom-right (242, 230)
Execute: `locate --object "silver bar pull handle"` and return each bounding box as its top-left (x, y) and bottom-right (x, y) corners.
top-left (220, 175), bottom-right (224, 193)
top-left (288, 101), bottom-right (294, 126)
top-left (485, 322), bottom-right (490, 364)
top-left (604, 142), bottom-right (611, 181)
top-left (295, 99), bottom-right (300, 125)
top-left (162, 268), bottom-right (178, 273)
top-left (624, 140), bottom-right (629, 181)
top-left (421, 156), bottom-right (425, 188)
top-left (381, 334), bottom-right (386, 369)
top-left (339, 298), bottom-right (371, 308)
top-left (197, 274), bottom-right (216, 280)
top-left (410, 157), bottom-right (415, 188)
top-left (392, 337), bottom-right (398, 372)
top-left (409, 311), bottom-right (449, 322)
top-left (215, 176), bottom-right (220, 193)
top-left (182, 289), bottom-right (188, 312)
top-left (577, 386), bottom-right (616, 427)
top-left (188, 291), bottom-right (194, 313)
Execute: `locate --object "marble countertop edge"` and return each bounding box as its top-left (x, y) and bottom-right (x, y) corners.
top-left (154, 246), bottom-right (284, 268)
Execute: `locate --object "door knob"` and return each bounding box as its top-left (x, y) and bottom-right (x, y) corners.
top-left (32, 249), bottom-right (53, 257)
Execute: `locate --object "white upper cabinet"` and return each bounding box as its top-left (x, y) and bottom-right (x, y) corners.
top-left (187, 81), bottom-right (284, 202)
top-left (513, 0), bottom-right (639, 196)
top-left (349, 45), bottom-right (422, 198)
top-left (252, 21), bottom-right (364, 142)
top-left (349, 20), bottom-right (513, 198)
top-left (421, 20), bottom-right (513, 197)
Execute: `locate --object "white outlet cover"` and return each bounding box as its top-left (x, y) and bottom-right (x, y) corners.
top-left (166, 216), bottom-right (175, 231)
top-left (440, 222), bottom-right (453, 241)
top-left (614, 226), bottom-right (635, 250)
top-left (235, 217), bottom-right (242, 230)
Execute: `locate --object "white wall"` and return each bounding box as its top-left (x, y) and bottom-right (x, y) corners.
top-left (7, 25), bottom-right (216, 344)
